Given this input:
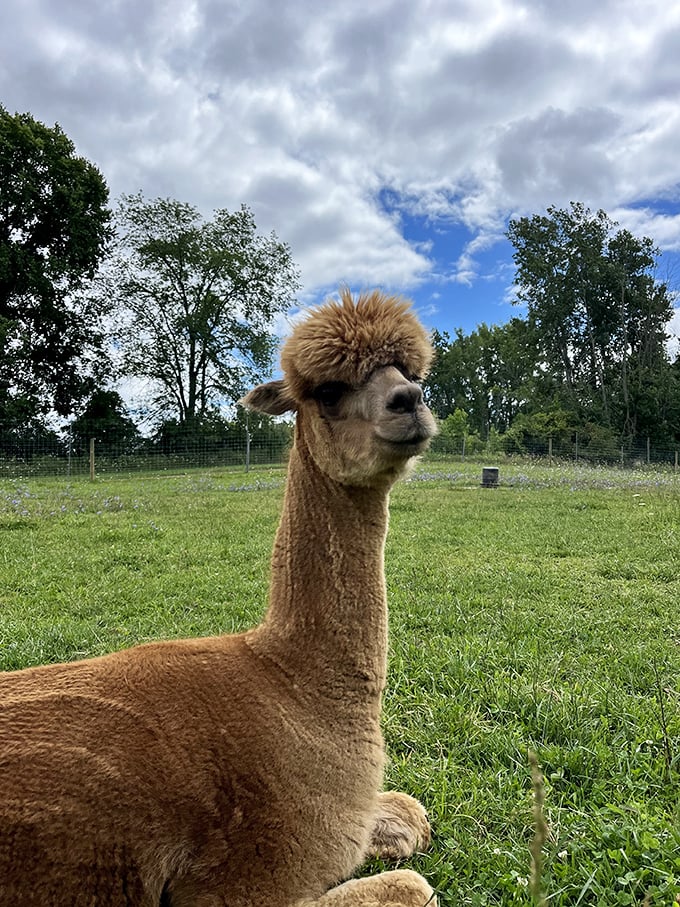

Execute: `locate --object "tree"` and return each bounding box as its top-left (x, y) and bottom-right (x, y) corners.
top-left (109, 194), bottom-right (301, 423)
top-left (604, 229), bottom-right (675, 440)
top-left (0, 106), bottom-right (113, 429)
top-left (500, 407), bottom-right (576, 456)
top-left (423, 319), bottom-right (538, 435)
top-left (69, 390), bottom-right (142, 456)
top-left (153, 409), bottom-right (292, 465)
top-left (507, 203), bottom-right (676, 439)
top-left (508, 203), bottom-right (611, 418)
top-left (437, 408), bottom-right (485, 455)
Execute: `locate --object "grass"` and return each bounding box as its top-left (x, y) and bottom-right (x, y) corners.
top-left (1, 458), bottom-right (679, 905)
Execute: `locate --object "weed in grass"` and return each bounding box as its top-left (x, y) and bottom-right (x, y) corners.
top-left (528, 751), bottom-right (548, 907)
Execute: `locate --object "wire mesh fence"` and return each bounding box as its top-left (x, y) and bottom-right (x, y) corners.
top-left (1, 427), bottom-right (679, 479)
top-left (0, 428), bottom-right (292, 479)
top-left (428, 434), bottom-right (680, 471)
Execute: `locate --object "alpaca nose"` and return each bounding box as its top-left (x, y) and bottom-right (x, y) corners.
top-left (386, 382), bottom-right (423, 414)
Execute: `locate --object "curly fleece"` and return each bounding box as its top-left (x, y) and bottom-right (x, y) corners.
top-left (280, 288), bottom-right (433, 399)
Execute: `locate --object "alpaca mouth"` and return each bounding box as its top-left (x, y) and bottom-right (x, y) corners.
top-left (376, 411), bottom-right (438, 450)
top-left (385, 435), bottom-right (430, 449)
top-left (376, 426), bottom-right (435, 451)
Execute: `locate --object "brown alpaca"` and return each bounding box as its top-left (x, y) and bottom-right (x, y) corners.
top-left (0, 289), bottom-right (439, 906)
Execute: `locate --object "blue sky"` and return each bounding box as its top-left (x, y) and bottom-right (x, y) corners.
top-left (389, 207), bottom-right (521, 336)
top-left (2, 0), bottom-right (680, 361)
top-left (421, 215), bottom-right (678, 341)
top-left (373, 199), bottom-right (679, 343)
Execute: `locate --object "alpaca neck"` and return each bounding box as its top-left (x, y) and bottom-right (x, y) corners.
top-left (248, 432), bottom-right (391, 701)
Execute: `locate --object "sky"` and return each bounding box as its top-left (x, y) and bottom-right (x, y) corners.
top-left (2, 0), bottom-right (680, 354)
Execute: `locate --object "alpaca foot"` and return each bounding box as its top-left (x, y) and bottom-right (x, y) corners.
top-left (299, 869), bottom-right (437, 906)
top-left (366, 792), bottom-right (431, 861)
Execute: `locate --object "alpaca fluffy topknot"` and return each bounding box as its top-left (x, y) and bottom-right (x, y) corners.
top-left (281, 289), bottom-right (433, 400)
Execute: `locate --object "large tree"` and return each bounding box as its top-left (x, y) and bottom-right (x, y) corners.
top-left (604, 229), bottom-right (677, 439)
top-left (507, 202), bottom-right (676, 437)
top-left (0, 106), bottom-right (113, 430)
top-left (110, 194), bottom-right (300, 423)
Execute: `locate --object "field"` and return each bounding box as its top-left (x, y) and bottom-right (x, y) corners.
top-left (1, 458), bottom-right (679, 905)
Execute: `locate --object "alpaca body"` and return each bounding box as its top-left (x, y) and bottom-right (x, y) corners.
top-left (1, 443), bottom-right (386, 904)
top-left (1, 635), bottom-right (383, 905)
top-left (0, 290), bottom-right (438, 905)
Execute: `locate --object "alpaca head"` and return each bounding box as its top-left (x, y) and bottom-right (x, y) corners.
top-left (242, 289), bottom-right (437, 486)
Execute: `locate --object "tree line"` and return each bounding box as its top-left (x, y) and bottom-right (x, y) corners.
top-left (424, 203), bottom-right (679, 457)
top-left (1, 106), bottom-right (299, 456)
top-left (2, 107), bottom-right (678, 460)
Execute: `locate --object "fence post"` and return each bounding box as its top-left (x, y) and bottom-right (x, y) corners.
top-left (575, 433), bottom-right (579, 463)
top-left (462, 435), bottom-right (466, 459)
top-left (245, 427), bottom-right (251, 473)
top-left (675, 451), bottom-right (678, 474)
top-left (89, 438), bottom-right (95, 481)
top-left (548, 437), bottom-right (553, 464)
top-left (647, 437), bottom-right (651, 465)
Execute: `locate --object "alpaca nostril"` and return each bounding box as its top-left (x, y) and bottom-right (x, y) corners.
top-left (386, 383), bottom-right (423, 414)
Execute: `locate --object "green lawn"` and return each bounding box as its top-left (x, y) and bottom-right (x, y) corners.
top-left (1, 460), bottom-right (679, 905)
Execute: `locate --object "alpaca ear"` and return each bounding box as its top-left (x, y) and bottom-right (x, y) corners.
top-left (240, 380), bottom-right (297, 415)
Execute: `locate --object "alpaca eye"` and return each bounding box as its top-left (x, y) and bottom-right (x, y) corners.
top-left (395, 364), bottom-right (419, 383)
top-left (314, 382), bottom-right (346, 408)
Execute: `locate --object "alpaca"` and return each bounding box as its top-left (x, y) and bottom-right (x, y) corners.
top-left (0, 288), bottom-right (439, 906)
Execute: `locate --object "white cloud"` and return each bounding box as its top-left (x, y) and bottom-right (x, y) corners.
top-left (610, 207), bottom-right (680, 254)
top-left (1, 0), bottom-right (680, 305)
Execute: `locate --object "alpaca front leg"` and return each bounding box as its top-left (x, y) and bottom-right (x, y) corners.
top-left (365, 792), bottom-right (431, 861)
top-left (298, 869), bottom-right (437, 907)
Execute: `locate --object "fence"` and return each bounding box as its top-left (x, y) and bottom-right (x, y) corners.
top-left (1, 430), bottom-right (679, 479)
top-left (0, 430), bottom-right (291, 479)
top-left (426, 433), bottom-right (680, 470)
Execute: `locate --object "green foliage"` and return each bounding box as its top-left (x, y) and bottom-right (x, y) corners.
top-left (154, 412), bottom-right (235, 454)
top-left (501, 409), bottom-right (576, 456)
top-left (107, 194), bottom-right (301, 424)
top-left (427, 203), bottom-right (679, 451)
top-left (577, 422), bottom-right (622, 461)
top-left (0, 422), bottom-right (62, 461)
top-left (154, 409), bottom-right (292, 464)
top-left (438, 410), bottom-right (486, 456)
top-left (0, 106), bottom-right (113, 427)
top-left (424, 319), bottom-right (540, 437)
top-left (69, 390), bottom-right (142, 456)
top-left (507, 202), bottom-right (676, 439)
top-left (440, 409), bottom-right (469, 441)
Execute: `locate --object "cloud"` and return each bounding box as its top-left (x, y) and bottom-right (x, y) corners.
top-left (1, 0), bottom-right (680, 312)
top-left (495, 107), bottom-right (622, 209)
top-left (610, 207), bottom-right (680, 255)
